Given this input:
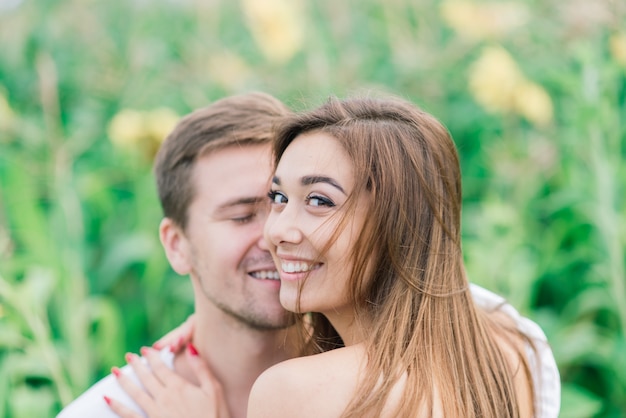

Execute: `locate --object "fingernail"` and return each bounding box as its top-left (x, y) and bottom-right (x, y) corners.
top-left (125, 353), bottom-right (134, 363)
top-left (187, 342), bottom-right (199, 356)
top-left (140, 346), bottom-right (149, 356)
top-left (103, 395), bottom-right (112, 405)
top-left (153, 341), bottom-right (162, 350)
top-left (111, 367), bottom-right (121, 377)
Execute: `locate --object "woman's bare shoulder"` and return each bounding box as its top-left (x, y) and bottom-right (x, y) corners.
top-left (247, 346), bottom-right (365, 418)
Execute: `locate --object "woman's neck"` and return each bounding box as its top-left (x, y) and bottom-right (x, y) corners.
top-left (323, 309), bottom-right (365, 347)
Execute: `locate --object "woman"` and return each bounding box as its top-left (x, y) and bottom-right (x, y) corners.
top-left (113, 95), bottom-right (539, 417)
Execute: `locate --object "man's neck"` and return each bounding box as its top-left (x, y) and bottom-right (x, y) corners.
top-left (172, 306), bottom-right (299, 418)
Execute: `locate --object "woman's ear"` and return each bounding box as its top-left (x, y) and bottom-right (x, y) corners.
top-left (159, 218), bottom-right (192, 275)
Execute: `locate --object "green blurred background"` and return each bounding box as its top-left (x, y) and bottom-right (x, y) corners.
top-left (0, 0), bottom-right (624, 416)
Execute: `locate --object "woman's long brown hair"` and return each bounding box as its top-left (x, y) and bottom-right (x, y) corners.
top-left (273, 95), bottom-right (534, 417)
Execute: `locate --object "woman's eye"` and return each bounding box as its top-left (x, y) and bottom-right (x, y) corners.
top-left (307, 195), bottom-right (334, 207)
top-left (268, 191), bottom-right (287, 204)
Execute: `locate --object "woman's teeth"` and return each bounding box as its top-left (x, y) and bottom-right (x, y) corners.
top-left (281, 262), bottom-right (317, 273)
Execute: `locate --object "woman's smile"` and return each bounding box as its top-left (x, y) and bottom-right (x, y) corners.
top-left (276, 256), bottom-right (324, 281)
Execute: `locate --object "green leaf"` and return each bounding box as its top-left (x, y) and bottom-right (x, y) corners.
top-left (8, 384), bottom-right (57, 418)
top-left (559, 383), bottom-right (603, 418)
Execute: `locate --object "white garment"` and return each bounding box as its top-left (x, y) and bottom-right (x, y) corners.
top-left (56, 349), bottom-right (175, 418)
top-left (57, 285), bottom-right (560, 418)
top-left (470, 284), bottom-right (561, 418)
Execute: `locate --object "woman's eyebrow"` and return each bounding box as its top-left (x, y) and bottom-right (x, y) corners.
top-left (272, 175), bottom-right (346, 195)
top-left (302, 175), bottom-right (346, 194)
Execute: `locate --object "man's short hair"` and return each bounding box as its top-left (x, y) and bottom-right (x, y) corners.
top-left (154, 92), bottom-right (290, 230)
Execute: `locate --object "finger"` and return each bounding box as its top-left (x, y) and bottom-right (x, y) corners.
top-left (186, 343), bottom-right (223, 394)
top-left (125, 352), bottom-right (166, 397)
top-left (153, 314), bottom-right (196, 351)
top-left (170, 336), bottom-right (185, 354)
top-left (153, 331), bottom-right (183, 352)
top-left (141, 346), bottom-right (184, 387)
top-left (104, 394), bottom-right (145, 418)
top-left (111, 366), bottom-right (159, 416)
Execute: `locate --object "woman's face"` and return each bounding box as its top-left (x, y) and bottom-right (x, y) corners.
top-left (264, 132), bottom-right (368, 322)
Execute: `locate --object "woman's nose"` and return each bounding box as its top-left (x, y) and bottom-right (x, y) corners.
top-left (265, 205), bottom-right (303, 246)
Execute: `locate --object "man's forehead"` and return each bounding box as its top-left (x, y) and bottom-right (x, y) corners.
top-left (190, 150), bottom-right (271, 213)
top-left (190, 140), bottom-right (269, 178)
top-left (198, 142), bottom-right (272, 161)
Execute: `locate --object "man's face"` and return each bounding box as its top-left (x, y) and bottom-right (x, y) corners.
top-left (180, 144), bottom-right (290, 330)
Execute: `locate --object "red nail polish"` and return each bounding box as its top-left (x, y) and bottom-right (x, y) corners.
top-left (125, 353), bottom-right (133, 363)
top-left (111, 367), bottom-right (121, 377)
top-left (103, 395), bottom-right (112, 405)
top-left (187, 342), bottom-right (199, 356)
top-left (140, 346), bottom-right (149, 356)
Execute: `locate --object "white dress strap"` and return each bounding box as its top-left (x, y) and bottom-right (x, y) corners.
top-left (470, 283), bottom-right (561, 418)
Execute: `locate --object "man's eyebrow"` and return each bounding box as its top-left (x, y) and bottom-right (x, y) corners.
top-left (271, 175), bottom-right (345, 195)
top-left (215, 196), bottom-right (267, 211)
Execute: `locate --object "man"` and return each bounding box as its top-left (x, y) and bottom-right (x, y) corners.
top-left (57, 92), bottom-right (298, 418)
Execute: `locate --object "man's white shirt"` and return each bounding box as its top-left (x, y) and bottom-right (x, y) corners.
top-left (56, 349), bottom-right (175, 418)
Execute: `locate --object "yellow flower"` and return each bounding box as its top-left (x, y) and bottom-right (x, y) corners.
top-left (108, 108), bottom-right (179, 158)
top-left (241, 0), bottom-right (305, 63)
top-left (610, 32), bottom-right (626, 67)
top-left (513, 81), bottom-right (553, 127)
top-left (440, 1), bottom-right (529, 41)
top-left (469, 46), bottom-right (524, 113)
top-left (145, 108), bottom-right (179, 143)
top-left (207, 51), bottom-right (251, 90)
top-left (469, 46), bottom-right (553, 127)
top-left (108, 109), bottom-right (145, 149)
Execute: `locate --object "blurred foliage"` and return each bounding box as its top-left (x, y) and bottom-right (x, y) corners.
top-left (0, 0), bottom-right (624, 416)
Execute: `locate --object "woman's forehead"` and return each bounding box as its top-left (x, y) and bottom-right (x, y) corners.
top-left (275, 132), bottom-right (354, 186)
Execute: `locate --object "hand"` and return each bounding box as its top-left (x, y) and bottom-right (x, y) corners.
top-left (106, 344), bottom-right (230, 418)
top-left (152, 314), bottom-right (196, 353)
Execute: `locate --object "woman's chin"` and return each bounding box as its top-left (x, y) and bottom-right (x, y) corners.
top-left (279, 290), bottom-right (310, 313)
